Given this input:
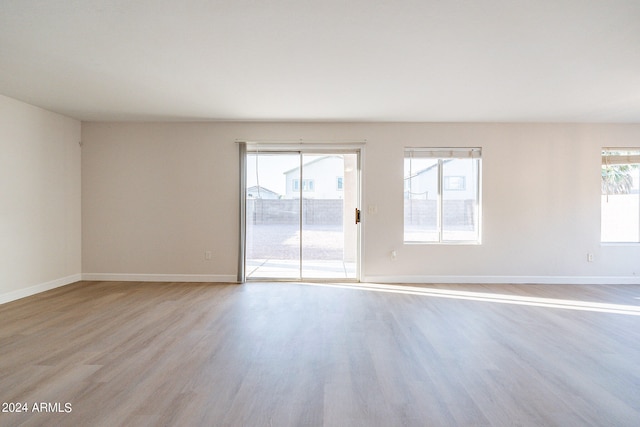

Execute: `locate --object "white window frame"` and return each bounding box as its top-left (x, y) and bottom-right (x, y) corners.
top-left (404, 147), bottom-right (482, 244)
top-left (601, 148), bottom-right (640, 243)
top-left (444, 176), bottom-right (466, 191)
top-left (293, 178), bottom-right (315, 192)
top-left (303, 179), bottom-right (314, 192)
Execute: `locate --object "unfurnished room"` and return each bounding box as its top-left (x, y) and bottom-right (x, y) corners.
top-left (1, 1), bottom-right (640, 426)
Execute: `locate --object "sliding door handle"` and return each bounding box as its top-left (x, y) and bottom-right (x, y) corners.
top-left (355, 208), bottom-right (361, 224)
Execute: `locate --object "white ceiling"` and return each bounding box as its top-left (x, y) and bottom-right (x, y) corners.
top-left (1, 0), bottom-right (639, 122)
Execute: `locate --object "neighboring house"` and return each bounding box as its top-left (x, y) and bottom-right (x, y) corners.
top-left (405, 158), bottom-right (480, 230)
top-left (405, 159), bottom-right (477, 200)
top-left (283, 156), bottom-right (345, 199)
top-left (247, 185), bottom-right (280, 199)
top-left (404, 160), bottom-right (477, 200)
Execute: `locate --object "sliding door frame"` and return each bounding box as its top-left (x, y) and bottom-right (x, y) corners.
top-left (237, 141), bottom-right (364, 283)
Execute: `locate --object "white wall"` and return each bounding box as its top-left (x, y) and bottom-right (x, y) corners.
top-left (81, 121), bottom-right (640, 284)
top-left (81, 123), bottom-right (240, 281)
top-left (0, 95), bottom-right (81, 303)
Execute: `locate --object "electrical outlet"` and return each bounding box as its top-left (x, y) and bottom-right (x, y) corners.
top-left (587, 253), bottom-right (594, 262)
top-left (205, 251), bottom-right (212, 260)
top-left (391, 250), bottom-right (397, 260)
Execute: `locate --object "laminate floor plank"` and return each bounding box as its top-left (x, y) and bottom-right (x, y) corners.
top-left (1, 281), bottom-right (639, 426)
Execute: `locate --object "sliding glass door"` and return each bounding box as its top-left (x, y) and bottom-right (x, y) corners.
top-left (244, 150), bottom-right (359, 280)
top-left (245, 152), bottom-right (301, 279)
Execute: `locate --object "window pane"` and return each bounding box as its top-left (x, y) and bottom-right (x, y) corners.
top-left (601, 150), bottom-right (640, 242)
top-left (301, 154), bottom-right (357, 279)
top-left (404, 157), bottom-right (439, 242)
top-left (404, 148), bottom-right (481, 244)
top-left (246, 153), bottom-right (301, 278)
top-left (442, 158), bottom-right (480, 241)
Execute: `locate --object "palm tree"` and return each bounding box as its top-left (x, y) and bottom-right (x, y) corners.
top-left (601, 164), bottom-right (636, 195)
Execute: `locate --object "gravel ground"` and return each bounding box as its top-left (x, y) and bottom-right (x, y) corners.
top-left (246, 224), bottom-right (344, 259)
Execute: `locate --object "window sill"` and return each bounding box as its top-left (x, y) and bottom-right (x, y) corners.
top-left (404, 241), bottom-right (482, 246)
top-left (601, 242), bottom-right (640, 246)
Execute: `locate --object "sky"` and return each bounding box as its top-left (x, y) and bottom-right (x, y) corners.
top-left (246, 153), bottom-right (301, 195)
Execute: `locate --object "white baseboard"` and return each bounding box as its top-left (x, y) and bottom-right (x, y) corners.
top-left (361, 275), bottom-right (640, 285)
top-left (0, 273), bottom-right (82, 305)
top-left (2, 274), bottom-right (635, 306)
top-left (82, 273), bottom-right (238, 283)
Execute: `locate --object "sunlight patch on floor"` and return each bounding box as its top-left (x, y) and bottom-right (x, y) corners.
top-left (297, 282), bottom-right (640, 316)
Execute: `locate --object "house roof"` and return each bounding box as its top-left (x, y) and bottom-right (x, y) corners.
top-left (247, 185), bottom-right (279, 195)
top-left (405, 159), bottom-right (455, 180)
top-left (282, 156), bottom-right (341, 175)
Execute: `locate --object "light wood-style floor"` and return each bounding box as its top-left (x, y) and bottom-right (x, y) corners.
top-left (1, 281), bottom-right (640, 426)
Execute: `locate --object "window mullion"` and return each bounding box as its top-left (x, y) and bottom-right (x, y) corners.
top-left (299, 152), bottom-right (303, 279)
top-left (636, 164), bottom-right (640, 243)
top-left (438, 159), bottom-right (443, 243)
